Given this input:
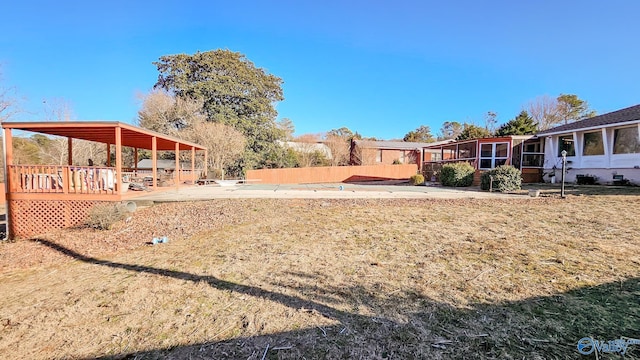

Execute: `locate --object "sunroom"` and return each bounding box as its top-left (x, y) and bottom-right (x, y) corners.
top-left (538, 104), bottom-right (640, 185)
top-left (422, 135), bottom-right (544, 184)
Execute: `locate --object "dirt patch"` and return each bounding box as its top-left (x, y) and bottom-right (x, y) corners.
top-left (0, 199), bottom-right (258, 272)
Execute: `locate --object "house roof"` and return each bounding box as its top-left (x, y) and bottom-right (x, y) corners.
top-left (277, 141), bottom-right (332, 159)
top-left (355, 139), bottom-right (455, 150)
top-left (422, 135), bottom-right (535, 149)
top-left (1, 121), bottom-right (207, 151)
top-left (537, 104), bottom-right (640, 136)
top-left (136, 159), bottom-right (191, 169)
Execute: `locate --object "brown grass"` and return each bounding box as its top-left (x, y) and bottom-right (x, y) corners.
top-left (1, 193), bottom-right (640, 359)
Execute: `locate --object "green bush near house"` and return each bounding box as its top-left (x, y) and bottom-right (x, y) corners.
top-left (440, 162), bottom-right (475, 187)
top-left (480, 165), bottom-right (522, 192)
top-left (409, 174), bottom-right (425, 186)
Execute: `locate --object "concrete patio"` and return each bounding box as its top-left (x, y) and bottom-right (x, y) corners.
top-left (131, 181), bottom-right (527, 202)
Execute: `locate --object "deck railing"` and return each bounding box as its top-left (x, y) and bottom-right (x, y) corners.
top-left (7, 165), bottom-right (126, 194)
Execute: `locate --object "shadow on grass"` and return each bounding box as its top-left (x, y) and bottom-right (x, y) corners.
top-left (35, 239), bottom-right (640, 359)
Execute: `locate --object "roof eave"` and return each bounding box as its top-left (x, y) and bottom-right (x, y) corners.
top-left (537, 119), bottom-right (640, 137)
top-left (1, 120), bottom-right (207, 151)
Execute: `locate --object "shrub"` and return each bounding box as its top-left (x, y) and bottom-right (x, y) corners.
top-left (86, 203), bottom-right (129, 230)
top-left (480, 165), bottom-right (522, 192)
top-left (440, 162), bottom-right (475, 187)
top-left (409, 174), bottom-right (425, 186)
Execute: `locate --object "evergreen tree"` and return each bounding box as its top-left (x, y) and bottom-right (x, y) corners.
top-left (495, 111), bottom-right (538, 136)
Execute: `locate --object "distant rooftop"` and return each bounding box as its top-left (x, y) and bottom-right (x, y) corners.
top-left (137, 159), bottom-right (191, 169)
top-left (354, 139), bottom-right (455, 150)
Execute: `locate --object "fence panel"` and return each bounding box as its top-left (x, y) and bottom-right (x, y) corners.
top-left (246, 164), bottom-right (418, 184)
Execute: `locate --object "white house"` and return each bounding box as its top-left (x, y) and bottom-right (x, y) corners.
top-left (537, 104), bottom-right (640, 184)
top-left (276, 140), bottom-right (333, 159)
top-left (136, 159), bottom-right (191, 171)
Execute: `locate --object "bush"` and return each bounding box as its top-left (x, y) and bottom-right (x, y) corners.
top-left (440, 162), bottom-right (475, 187)
top-left (409, 174), bottom-right (425, 185)
top-left (480, 165), bottom-right (522, 192)
top-left (86, 203), bottom-right (129, 230)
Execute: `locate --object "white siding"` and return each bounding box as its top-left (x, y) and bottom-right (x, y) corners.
top-left (543, 125), bottom-right (640, 184)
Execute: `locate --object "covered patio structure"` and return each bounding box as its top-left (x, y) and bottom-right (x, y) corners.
top-left (2, 121), bottom-right (208, 239)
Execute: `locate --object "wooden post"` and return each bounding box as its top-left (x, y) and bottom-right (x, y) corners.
top-left (66, 136), bottom-right (73, 165)
top-left (191, 146), bottom-right (196, 184)
top-left (151, 136), bottom-right (157, 188)
top-left (175, 142), bottom-right (180, 190)
top-left (134, 148), bottom-right (139, 175)
top-left (62, 166), bottom-right (69, 194)
top-left (115, 127), bottom-right (123, 194)
top-left (106, 143), bottom-right (111, 167)
top-left (203, 149), bottom-right (208, 179)
top-left (3, 128), bottom-right (13, 239)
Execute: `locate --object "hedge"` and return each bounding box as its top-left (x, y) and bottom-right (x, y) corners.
top-left (480, 165), bottom-right (522, 192)
top-left (440, 162), bottom-right (475, 187)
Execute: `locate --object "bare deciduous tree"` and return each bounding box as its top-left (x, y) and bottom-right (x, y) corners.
top-left (323, 134), bottom-right (351, 166)
top-left (0, 67), bottom-right (21, 122)
top-left (38, 136), bottom-right (67, 165)
top-left (350, 144), bottom-right (377, 166)
top-left (484, 111), bottom-right (498, 134)
top-left (42, 97), bottom-right (74, 121)
top-left (292, 134), bottom-right (329, 168)
top-left (137, 89), bottom-right (206, 136)
top-left (527, 95), bottom-right (560, 130)
top-left (184, 120), bottom-right (246, 180)
top-left (138, 90), bottom-right (248, 178)
top-left (0, 68), bottom-right (20, 180)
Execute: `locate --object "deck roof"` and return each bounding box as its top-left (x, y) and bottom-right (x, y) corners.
top-left (1, 121), bottom-right (207, 151)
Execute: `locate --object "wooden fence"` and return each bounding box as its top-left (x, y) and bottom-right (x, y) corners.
top-left (246, 164), bottom-right (418, 184)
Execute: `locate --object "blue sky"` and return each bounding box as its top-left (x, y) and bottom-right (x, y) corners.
top-left (1, 0), bottom-right (639, 140)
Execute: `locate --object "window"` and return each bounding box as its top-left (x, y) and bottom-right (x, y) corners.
top-left (558, 135), bottom-right (575, 156)
top-left (523, 141), bottom-right (541, 153)
top-left (512, 141), bottom-right (522, 169)
top-left (613, 126), bottom-right (640, 154)
top-left (582, 131), bottom-right (604, 156)
top-left (479, 142), bottom-right (509, 169)
top-left (521, 139), bottom-right (543, 168)
top-left (522, 154), bottom-right (544, 167)
top-left (457, 142), bottom-right (476, 159)
top-left (376, 150), bottom-right (382, 162)
top-left (430, 152), bottom-right (442, 161)
top-left (495, 143), bottom-right (508, 157)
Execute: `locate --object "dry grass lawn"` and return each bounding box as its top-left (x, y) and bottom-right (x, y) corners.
top-left (1, 192), bottom-right (640, 359)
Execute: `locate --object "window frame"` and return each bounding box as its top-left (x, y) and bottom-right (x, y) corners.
top-left (557, 134), bottom-right (576, 157)
top-left (582, 131), bottom-right (605, 156)
top-left (479, 142), bottom-right (510, 170)
top-left (613, 126), bottom-right (640, 155)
